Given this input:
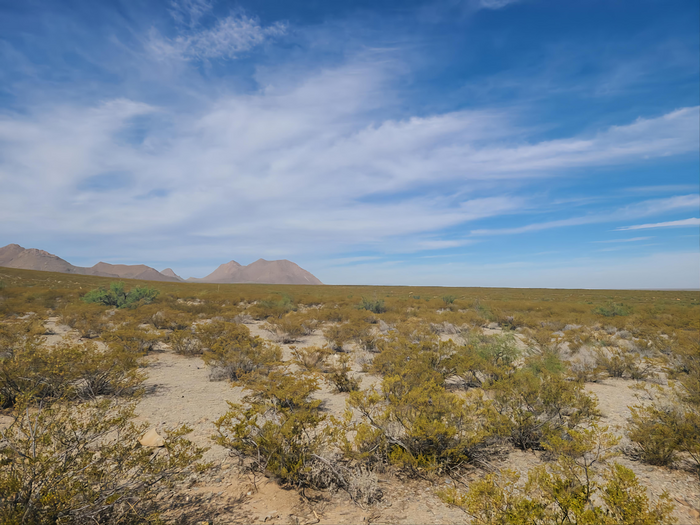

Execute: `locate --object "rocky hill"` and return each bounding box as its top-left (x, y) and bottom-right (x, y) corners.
top-left (187, 259), bottom-right (322, 285)
top-left (0, 244), bottom-right (181, 282)
top-left (0, 244), bottom-right (322, 285)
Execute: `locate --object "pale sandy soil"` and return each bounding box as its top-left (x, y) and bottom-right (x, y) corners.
top-left (6, 317), bottom-right (698, 524)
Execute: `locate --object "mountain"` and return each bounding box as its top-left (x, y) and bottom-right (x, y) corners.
top-left (85, 262), bottom-right (180, 282)
top-left (1, 244), bottom-right (322, 285)
top-left (0, 244), bottom-right (181, 282)
top-left (160, 268), bottom-right (184, 281)
top-left (188, 259), bottom-right (322, 285)
top-left (0, 244), bottom-right (87, 274)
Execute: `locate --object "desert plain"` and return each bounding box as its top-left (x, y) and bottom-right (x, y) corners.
top-left (0, 266), bottom-right (698, 524)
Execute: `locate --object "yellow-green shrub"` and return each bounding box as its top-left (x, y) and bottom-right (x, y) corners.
top-left (201, 322), bottom-right (281, 380)
top-left (0, 397), bottom-right (203, 524)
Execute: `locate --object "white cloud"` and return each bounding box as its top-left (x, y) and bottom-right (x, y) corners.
top-left (169, 0), bottom-right (213, 27)
top-left (474, 0), bottom-right (522, 9)
top-left (615, 218), bottom-right (700, 231)
top-left (594, 237), bottom-right (652, 243)
top-left (320, 251), bottom-right (700, 289)
top-left (0, 55), bottom-right (697, 262)
top-left (148, 13), bottom-right (286, 61)
top-left (471, 194), bottom-right (700, 236)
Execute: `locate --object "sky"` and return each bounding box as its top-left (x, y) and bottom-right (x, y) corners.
top-left (0, 0), bottom-right (698, 288)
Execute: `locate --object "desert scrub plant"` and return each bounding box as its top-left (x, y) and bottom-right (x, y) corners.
top-left (347, 377), bottom-right (495, 476)
top-left (101, 324), bottom-right (161, 354)
top-left (357, 297), bottom-right (386, 314)
top-left (593, 347), bottom-right (656, 380)
top-left (0, 338), bottom-right (144, 408)
top-left (263, 314), bottom-right (315, 343)
top-left (439, 425), bottom-right (675, 525)
top-left (214, 370), bottom-right (383, 502)
top-left (326, 354), bottom-right (361, 393)
top-left (441, 295), bottom-right (457, 305)
top-left (247, 294), bottom-right (297, 319)
top-left (291, 345), bottom-right (331, 372)
top-left (201, 322), bottom-right (281, 381)
top-left (488, 368), bottom-right (600, 450)
top-left (594, 301), bottom-right (632, 317)
top-left (0, 396), bottom-right (204, 524)
top-left (446, 333), bottom-right (520, 389)
top-left (169, 328), bottom-right (203, 356)
top-left (148, 308), bottom-right (190, 330)
top-left (82, 281), bottom-right (159, 309)
top-left (213, 371), bottom-right (330, 487)
top-left (60, 302), bottom-right (109, 338)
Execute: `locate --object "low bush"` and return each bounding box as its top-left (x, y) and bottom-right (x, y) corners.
top-left (214, 371), bottom-right (329, 487)
top-left (0, 338), bottom-right (143, 408)
top-left (61, 302), bottom-right (109, 338)
top-left (347, 376), bottom-right (494, 476)
top-left (291, 345), bottom-right (331, 372)
top-left (594, 301), bottom-right (632, 317)
top-left (82, 282), bottom-right (159, 309)
top-left (358, 297), bottom-right (386, 314)
top-left (327, 354), bottom-right (361, 393)
top-left (439, 425), bottom-right (675, 525)
top-left (0, 397), bottom-right (204, 524)
top-left (102, 325), bottom-right (161, 354)
top-left (201, 322), bottom-right (281, 381)
top-left (169, 329), bottom-right (203, 356)
top-left (488, 368), bottom-right (600, 450)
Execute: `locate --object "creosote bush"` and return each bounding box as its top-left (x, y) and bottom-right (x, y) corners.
top-left (0, 331), bottom-right (143, 408)
top-left (0, 397), bottom-right (204, 524)
top-left (82, 281), bottom-right (159, 309)
top-left (439, 425), bottom-right (675, 525)
top-left (345, 375), bottom-right (495, 475)
top-left (200, 321), bottom-right (281, 381)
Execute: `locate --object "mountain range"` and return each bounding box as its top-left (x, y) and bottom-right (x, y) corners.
top-left (0, 244), bottom-right (322, 285)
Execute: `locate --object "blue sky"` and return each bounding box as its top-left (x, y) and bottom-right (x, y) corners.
top-left (0, 0), bottom-right (698, 288)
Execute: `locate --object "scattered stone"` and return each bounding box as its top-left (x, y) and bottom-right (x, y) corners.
top-left (139, 428), bottom-right (165, 447)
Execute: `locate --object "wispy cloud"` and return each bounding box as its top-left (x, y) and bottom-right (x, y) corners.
top-left (168, 0), bottom-right (214, 27)
top-left (594, 237), bottom-right (653, 243)
top-left (474, 0), bottom-right (522, 10)
top-left (148, 13), bottom-right (286, 61)
top-left (615, 218), bottom-right (700, 231)
top-left (471, 194), bottom-right (700, 236)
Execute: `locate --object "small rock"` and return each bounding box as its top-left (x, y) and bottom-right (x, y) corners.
top-left (139, 428), bottom-right (165, 447)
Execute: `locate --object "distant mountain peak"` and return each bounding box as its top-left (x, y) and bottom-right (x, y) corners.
top-left (161, 268), bottom-right (184, 281)
top-left (0, 244), bottom-right (322, 285)
top-left (0, 244), bottom-right (182, 282)
top-left (191, 257), bottom-right (322, 285)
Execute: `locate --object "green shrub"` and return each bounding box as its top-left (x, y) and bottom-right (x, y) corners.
top-left (439, 426), bottom-right (674, 525)
top-left (488, 369), bottom-right (600, 450)
top-left (0, 397), bottom-right (204, 524)
top-left (358, 297), bottom-right (386, 314)
top-left (169, 329), bottom-right (203, 356)
top-left (201, 322), bottom-right (281, 381)
top-left (82, 282), bottom-right (159, 309)
top-left (594, 301), bottom-right (632, 317)
top-left (0, 338), bottom-right (143, 408)
top-left (214, 372), bottom-right (330, 487)
top-left (348, 377), bottom-right (493, 475)
top-left (327, 355), bottom-right (360, 393)
top-left (441, 295), bottom-right (456, 305)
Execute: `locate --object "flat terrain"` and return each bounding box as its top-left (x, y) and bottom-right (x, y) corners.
top-left (1, 267), bottom-right (698, 524)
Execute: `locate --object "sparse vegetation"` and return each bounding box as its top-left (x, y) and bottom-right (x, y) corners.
top-left (0, 266), bottom-right (697, 521)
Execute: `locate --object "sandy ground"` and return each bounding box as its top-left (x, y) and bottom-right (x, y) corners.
top-left (5, 317), bottom-right (698, 524)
